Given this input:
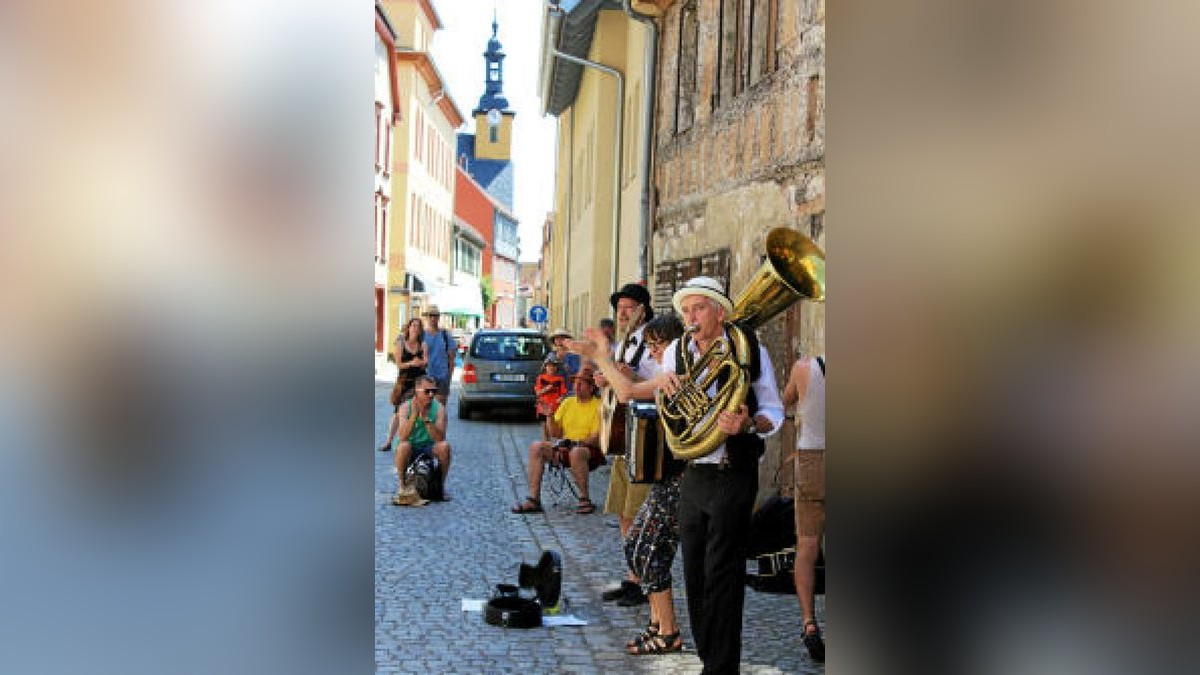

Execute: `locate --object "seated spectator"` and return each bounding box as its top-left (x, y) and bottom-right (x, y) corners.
top-left (391, 375), bottom-right (453, 506)
top-left (511, 367), bottom-right (603, 515)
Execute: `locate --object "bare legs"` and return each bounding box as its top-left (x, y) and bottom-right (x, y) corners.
top-left (523, 441), bottom-right (591, 503)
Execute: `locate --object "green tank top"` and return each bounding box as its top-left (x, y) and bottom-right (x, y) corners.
top-left (407, 400), bottom-right (439, 446)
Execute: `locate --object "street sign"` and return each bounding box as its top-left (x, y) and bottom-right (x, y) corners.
top-left (529, 305), bottom-right (548, 323)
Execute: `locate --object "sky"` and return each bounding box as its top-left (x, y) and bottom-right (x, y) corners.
top-left (428, 0), bottom-right (558, 263)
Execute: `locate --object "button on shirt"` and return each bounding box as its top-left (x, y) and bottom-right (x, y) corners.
top-left (661, 335), bottom-right (784, 465)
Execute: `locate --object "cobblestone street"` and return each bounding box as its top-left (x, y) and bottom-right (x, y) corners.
top-left (376, 381), bottom-right (824, 674)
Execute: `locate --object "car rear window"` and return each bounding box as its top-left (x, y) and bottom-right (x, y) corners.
top-left (471, 334), bottom-right (547, 361)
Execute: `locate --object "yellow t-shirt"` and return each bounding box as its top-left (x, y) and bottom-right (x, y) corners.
top-left (553, 395), bottom-right (601, 442)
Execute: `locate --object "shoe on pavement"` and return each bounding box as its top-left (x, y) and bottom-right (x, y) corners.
top-left (390, 484), bottom-right (428, 507)
top-left (602, 580), bottom-right (638, 603)
top-left (802, 620), bottom-right (825, 663)
top-left (378, 443), bottom-right (391, 452)
top-left (617, 584), bottom-right (648, 607)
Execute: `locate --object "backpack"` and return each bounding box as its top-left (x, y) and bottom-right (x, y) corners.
top-left (406, 454), bottom-right (443, 501)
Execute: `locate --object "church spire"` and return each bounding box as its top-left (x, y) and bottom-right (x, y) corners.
top-left (475, 12), bottom-right (509, 113)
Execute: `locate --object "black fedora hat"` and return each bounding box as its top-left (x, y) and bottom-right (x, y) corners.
top-left (609, 283), bottom-right (654, 320)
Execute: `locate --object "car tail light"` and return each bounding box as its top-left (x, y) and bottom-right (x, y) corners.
top-left (463, 363), bottom-right (477, 384)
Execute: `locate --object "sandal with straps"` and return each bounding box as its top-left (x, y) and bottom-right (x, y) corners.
top-left (627, 630), bottom-right (682, 656)
top-left (575, 497), bottom-right (596, 515)
top-left (625, 622), bottom-right (659, 648)
top-left (511, 497), bottom-right (543, 514)
top-left (802, 619), bottom-right (825, 663)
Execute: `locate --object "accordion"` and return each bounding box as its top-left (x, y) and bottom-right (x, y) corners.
top-left (625, 401), bottom-right (667, 483)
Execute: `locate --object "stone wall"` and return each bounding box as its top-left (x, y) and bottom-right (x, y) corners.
top-left (652, 0), bottom-right (825, 499)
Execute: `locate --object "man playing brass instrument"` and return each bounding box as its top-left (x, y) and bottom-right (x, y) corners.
top-left (573, 276), bottom-right (784, 675)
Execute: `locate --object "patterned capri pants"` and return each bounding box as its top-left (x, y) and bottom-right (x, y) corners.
top-left (623, 475), bottom-right (683, 594)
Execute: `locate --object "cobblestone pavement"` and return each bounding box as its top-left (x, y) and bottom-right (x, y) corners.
top-left (376, 382), bottom-right (825, 674)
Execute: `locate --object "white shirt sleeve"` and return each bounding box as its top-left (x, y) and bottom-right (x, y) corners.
top-left (750, 344), bottom-right (785, 438)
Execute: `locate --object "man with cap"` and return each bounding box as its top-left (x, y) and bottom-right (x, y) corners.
top-left (511, 366), bottom-right (605, 516)
top-left (596, 282), bottom-right (658, 607)
top-left (572, 276), bottom-right (784, 674)
top-left (421, 305), bottom-right (457, 406)
top-left (547, 327), bottom-right (582, 392)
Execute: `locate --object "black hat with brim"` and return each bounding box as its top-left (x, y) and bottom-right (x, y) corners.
top-left (609, 283), bottom-right (654, 320)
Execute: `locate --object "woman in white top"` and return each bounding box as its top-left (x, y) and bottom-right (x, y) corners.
top-left (782, 355), bottom-right (826, 663)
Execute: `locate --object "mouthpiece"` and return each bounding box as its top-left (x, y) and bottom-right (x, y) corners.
top-left (685, 324), bottom-right (700, 333)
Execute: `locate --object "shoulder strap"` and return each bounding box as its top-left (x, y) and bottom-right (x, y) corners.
top-left (816, 356), bottom-right (825, 375)
top-left (628, 340), bottom-right (647, 368)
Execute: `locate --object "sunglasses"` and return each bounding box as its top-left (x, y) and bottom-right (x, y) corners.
top-left (425, 313), bottom-right (440, 318)
top-left (419, 388), bottom-right (437, 394)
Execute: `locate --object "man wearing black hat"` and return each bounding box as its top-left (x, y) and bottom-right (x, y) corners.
top-left (595, 282), bottom-right (658, 607)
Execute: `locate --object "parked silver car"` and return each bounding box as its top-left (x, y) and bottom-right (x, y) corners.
top-left (458, 328), bottom-right (550, 419)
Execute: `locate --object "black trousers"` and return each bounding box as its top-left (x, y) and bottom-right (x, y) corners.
top-left (679, 459), bottom-right (758, 675)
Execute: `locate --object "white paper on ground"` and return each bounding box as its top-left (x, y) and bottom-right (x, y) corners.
top-left (542, 615), bottom-right (587, 627)
top-left (461, 599), bottom-right (485, 612)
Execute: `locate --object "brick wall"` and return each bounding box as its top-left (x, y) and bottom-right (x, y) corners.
top-left (652, 0), bottom-right (825, 498)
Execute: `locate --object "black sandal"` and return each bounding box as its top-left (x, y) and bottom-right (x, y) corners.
top-left (511, 497), bottom-right (543, 514)
top-left (576, 497), bottom-right (596, 515)
top-left (627, 630), bottom-right (682, 656)
top-left (802, 619), bottom-right (825, 663)
top-left (625, 622), bottom-right (659, 648)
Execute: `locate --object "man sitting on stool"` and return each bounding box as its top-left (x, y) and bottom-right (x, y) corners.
top-left (511, 367), bottom-right (604, 515)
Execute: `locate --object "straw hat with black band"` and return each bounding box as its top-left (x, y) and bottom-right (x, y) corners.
top-left (671, 276), bottom-right (734, 316)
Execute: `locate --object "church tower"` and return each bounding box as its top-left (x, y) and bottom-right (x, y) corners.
top-left (472, 15), bottom-right (513, 161)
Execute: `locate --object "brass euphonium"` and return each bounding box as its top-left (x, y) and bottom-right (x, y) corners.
top-left (657, 228), bottom-right (825, 460)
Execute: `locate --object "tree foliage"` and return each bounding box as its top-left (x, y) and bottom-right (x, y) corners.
top-left (480, 276), bottom-right (496, 311)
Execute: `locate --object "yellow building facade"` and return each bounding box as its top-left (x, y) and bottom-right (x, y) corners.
top-left (380, 0), bottom-right (464, 350)
top-left (541, 5), bottom-right (653, 335)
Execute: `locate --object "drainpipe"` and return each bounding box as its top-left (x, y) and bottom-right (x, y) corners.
top-left (564, 110), bottom-right (574, 326)
top-left (545, 3), bottom-right (624, 303)
top-left (622, 0), bottom-right (658, 285)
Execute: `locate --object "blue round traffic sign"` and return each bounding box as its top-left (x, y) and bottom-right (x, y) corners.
top-left (529, 305), bottom-right (548, 323)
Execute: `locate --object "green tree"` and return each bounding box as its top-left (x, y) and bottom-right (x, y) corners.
top-left (480, 276), bottom-right (496, 313)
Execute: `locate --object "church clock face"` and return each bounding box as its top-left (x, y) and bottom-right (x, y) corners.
top-left (486, 108), bottom-right (502, 127)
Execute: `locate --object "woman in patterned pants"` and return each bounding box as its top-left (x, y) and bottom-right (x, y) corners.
top-left (623, 473), bottom-right (684, 654)
top-left (620, 314), bottom-right (686, 656)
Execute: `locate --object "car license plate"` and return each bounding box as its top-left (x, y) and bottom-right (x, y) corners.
top-left (493, 373), bottom-right (525, 383)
